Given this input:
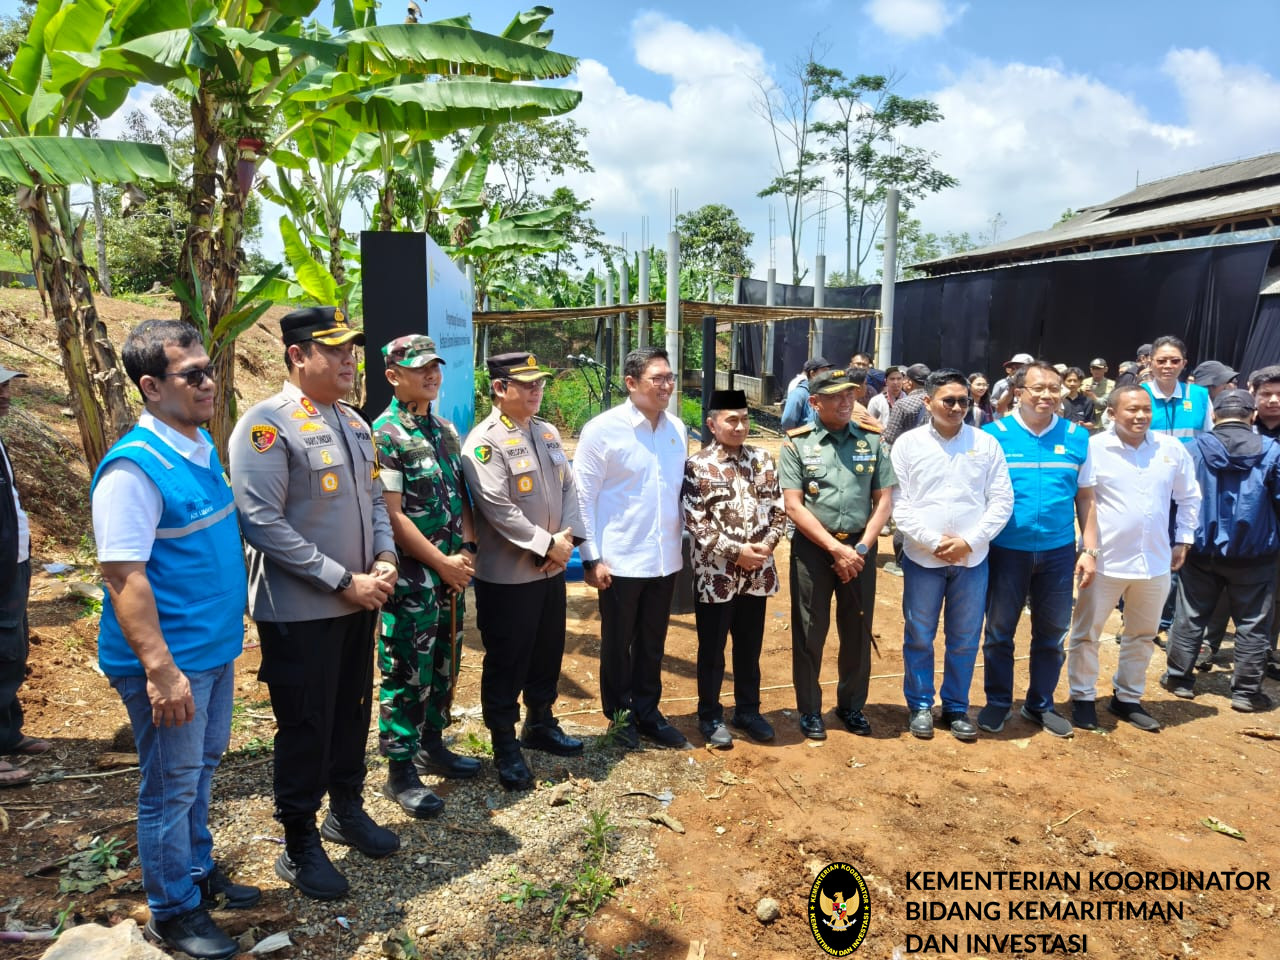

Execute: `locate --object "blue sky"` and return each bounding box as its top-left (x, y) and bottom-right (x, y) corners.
top-left (9, 0), bottom-right (1280, 282)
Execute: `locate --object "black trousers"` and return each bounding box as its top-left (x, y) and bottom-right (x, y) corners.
top-left (1166, 554), bottom-right (1275, 697)
top-left (694, 593), bottom-right (766, 721)
top-left (598, 573), bottom-right (677, 724)
top-left (257, 611), bottom-right (377, 826)
top-left (0, 559), bottom-right (30, 751)
top-left (474, 575), bottom-right (567, 734)
top-left (790, 533), bottom-right (870, 715)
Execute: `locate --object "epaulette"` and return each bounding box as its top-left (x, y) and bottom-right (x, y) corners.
top-left (786, 424), bottom-right (814, 438)
top-left (854, 413), bottom-right (883, 434)
top-left (499, 413), bottom-right (518, 431)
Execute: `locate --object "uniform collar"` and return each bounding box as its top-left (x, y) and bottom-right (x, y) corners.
top-left (1149, 380), bottom-right (1185, 401)
top-left (390, 395), bottom-right (432, 428)
top-left (139, 410), bottom-right (208, 460)
top-left (1011, 409), bottom-right (1060, 437)
top-left (811, 418), bottom-right (860, 443)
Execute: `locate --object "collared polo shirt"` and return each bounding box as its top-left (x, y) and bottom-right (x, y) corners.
top-left (984, 411), bottom-right (1090, 552)
top-left (1143, 380), bottom-right (1212, 442)
top-left (780, 418), bottom-right (895, 535)
top-left (1077, 427), bottom-right (1200, 579)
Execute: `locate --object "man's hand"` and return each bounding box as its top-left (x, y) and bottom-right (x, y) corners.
top-left (933, 536), bottom-right (972, 565)
top-left (547, 528), bottom-right (574, 566)
top-left (370, 559), bottom-right (399, 586)
top-left (736, 542), bottom-right (770, 571)
top-left (146, 662), bottom-right (195, 728)
top-left (1171, 543), bottom-right (1190, 572)
top-left (435, 554), bottom-right (474, 594)
top-left (1075, 552), bottom-right (1096, 589)
top-left (343, 572), bottom-right (395, 610)
top-left (585, 560), bottom-right (613, 591)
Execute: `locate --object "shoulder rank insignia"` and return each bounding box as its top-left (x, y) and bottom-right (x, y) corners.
top-left (499, 413), bottom-right (517, 431)
top-left (299, 397), bottom-right (320, 417)
top-left (786, 424), bottom-right (814, 438)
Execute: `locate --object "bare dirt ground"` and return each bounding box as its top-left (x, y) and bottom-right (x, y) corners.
top-left (1, 289), bottom-right (1277, 960)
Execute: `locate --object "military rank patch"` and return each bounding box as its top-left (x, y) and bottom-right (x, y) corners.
top-left (320, 471), bottom-right (339, 492)
top-left (299, 397), bottom-right (320, 417)
top-left (503, 437), bottom-right (523, 446)
top-left (542, 431), bottom-right (555, 441)
top-left (250, 425), bottom-right (278, 453)
top-left (517, 476), bottom-right (534, 493)
top-left (300, 422), bottom-right (324, 433)
top-left (474, 444), bottom-right (492, 464)
top-left (499, 414), bottom-right (516, 430)
top-left (290, 409), bottom-right (308, 420)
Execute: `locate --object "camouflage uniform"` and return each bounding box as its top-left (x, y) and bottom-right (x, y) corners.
top-left (373, 397), bottom-right (467, 761)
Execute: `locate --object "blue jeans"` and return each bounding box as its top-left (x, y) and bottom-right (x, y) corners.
top-left (111, 661), bottom-right (234, 920)
top-left (983, 543), bottom-right (1075, 713)
top-left (902, 556), bottom-right (988, 713)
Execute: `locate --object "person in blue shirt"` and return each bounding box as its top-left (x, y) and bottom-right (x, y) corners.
top-left (979, 361), bottom-right (1099, 739)
top-left (780, 357), bottom-right (832, 430)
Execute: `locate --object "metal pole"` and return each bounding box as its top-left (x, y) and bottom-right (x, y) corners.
top-left (665, 231), bottom-right (681, 418)
top-left (730, 277), bottom-right (742, 391)
top-left (594, 280), bottom-right (603, 362)
top-left (604, 267), bottom-right (615, 409)
top-left (638, 250), bottom-right (651, 347)
top-left (619, 257), bottom-right (630, 363)
top-left (813, 253), bottom-right (826, 360)
top-left (879, 188), bottom-right (899, 366)
top-left (701, 314), bottom-right (716, 448)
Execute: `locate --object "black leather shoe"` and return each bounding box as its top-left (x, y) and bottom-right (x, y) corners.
top-left (384, 759), bottom-right (444, 819)
top-left (728, 711), bottom-right (775, 742)
top-left (275, 832), bottom-right (348, 902)
top-left (146, 907), bottom-right (237, 960)
top-left (834, 706), bottom-right (873, 736)
top-left (907, 708), bottom-right (934, 739)
top-left (798, 713), bottom-right (827, 740)
top-left (638, 717), bottom-right (690, 749)
top-left (493, 740), bottom-right (535, 791)
top-left (699, 719), bottom-right (733, 749)
top-left (1070, 700), bottom-right (1099, 730)
top-left (321, 806), bottom-right (400, 859)
top-left (198, 863), bottom-right (261, 910)
top-left (521, 718), bottom-right (586, 756)
top-left (940, 711), bottom-right (978, 741)
top-left (415, 731), bottom-right (483, 779)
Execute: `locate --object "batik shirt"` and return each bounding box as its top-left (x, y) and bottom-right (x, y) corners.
top-left (373, 398), bottom-right (466, 593)
top-left (681, 441), bottom-right (786, 603)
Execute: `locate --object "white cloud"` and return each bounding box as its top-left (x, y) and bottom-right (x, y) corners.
top-left (864, 0), bottom-right (965, 40)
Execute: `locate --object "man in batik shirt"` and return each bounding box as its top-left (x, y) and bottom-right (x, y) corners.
top-left (682, 390), bottom-right (786, 748)
top-left (373, 335), bottom-right (478, 820)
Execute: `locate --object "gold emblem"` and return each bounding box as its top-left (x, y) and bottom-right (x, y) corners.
top-left (320, 472), bottom-right (338, 493)
top-left (807, 481), bottom-right (819, 495)
top-left (290, 409), bottom-right (308, 420)
top-left (334, 308), bottom-right (345, 324)
top-left (321, 450), bottom-right (333, 465)
top-left (516, 476), bottom-right (534, 493)
top-left (300, 422), bottom-right (323, 433)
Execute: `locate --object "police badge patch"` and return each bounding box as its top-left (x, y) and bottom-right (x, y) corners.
top-left (474, 444), bottom-right (493, 464)
top-left (250, 425), bottom-right (278, 453)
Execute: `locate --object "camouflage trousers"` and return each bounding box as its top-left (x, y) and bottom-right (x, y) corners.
top-left (377, 585), bottom-right (465, 761)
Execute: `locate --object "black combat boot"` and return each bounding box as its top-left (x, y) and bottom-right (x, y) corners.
top-left (491, 730), bottom-right (534, 791)
top-left (383, 758), bottom-right (445, 819)
top-left (275, 820), bottom-right (349, 901)
top-left (414, 728), bottom-right (482, 779)
top-left (520, 705), bottom-right (584, 756)
top-left (321, 791), bottom-right (400, 859)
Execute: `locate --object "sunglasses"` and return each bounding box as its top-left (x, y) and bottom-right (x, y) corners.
top-left (937, 396), bottom-right (971, 409)
top-left (161, 366), bottom-right (214, 387)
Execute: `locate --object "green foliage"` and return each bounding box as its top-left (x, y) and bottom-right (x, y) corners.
top-left (499, 867), bottom-right (551, 909)
top-left (875, 215), bottom-right (974, 280)
top-left (59, 836), bottom-right (130, 896)
top-left (675, 204), bottom-right (754, 301)
top-left (460, 730), bottom-right (493, 757)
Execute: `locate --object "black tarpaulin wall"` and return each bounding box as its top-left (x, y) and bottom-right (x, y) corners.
top-left (737, 240), bottom-right (1276, 389)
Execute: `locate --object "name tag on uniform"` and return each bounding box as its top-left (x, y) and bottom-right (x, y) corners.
top-left (1054, 444), bottom-right (1065, 454)
top-left (1183, 401), bottom-right (1193, 411)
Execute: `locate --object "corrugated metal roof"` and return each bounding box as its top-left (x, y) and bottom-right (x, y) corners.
top-left (918, 181), bottom-right (1280, 270)
top-left (1079, 153), bottom-right (1280, 213)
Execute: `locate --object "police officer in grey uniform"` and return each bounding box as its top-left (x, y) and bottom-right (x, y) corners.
top-left (229, 306), bottom-right (400, 902)
top-left (780, 368), bottom-right (896, 741)
top-left (461, 352), bottom-right (586, 791)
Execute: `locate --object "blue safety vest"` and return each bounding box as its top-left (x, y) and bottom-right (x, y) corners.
top-left (1143, 381), bottom-right (1210, 444)
top-left (93, 425), bottom-right (246, 677)
top-left (984, 416), bottom-right (1088, 552)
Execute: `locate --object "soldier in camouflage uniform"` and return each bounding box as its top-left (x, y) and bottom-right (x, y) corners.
top-left (372, 335), bottom-right (479, 819)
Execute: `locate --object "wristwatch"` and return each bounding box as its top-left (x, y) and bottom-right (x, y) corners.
top-left (335, 571), bottom-right (353, 592)
top-left (582, 558), bottom-right (600, 571)
top-left (461, 541), bottom-right (478, 555)
top-left (1081, 548), bottom-right (1100, 559)
top-left (854, 542), bottom-right (870, 557)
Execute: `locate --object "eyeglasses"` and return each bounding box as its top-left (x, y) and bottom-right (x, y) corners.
top-left (643, 374), bottom-right (677, 387)
top-left (161, 366), bottom-right (214, 387)
top-left (937, 396), bottom-right (971, 409)
top-left (1024, 385), bottom-right (1060, 395)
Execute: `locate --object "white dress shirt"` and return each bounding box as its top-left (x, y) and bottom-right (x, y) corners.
top-left (574, 399), bottom-right (687, 577)
top-left (93, 411), bottom-right (214, 562)
top-left (1077, 426), bottom-right (1201, 580)
top-left (890, 421), bottom-right (1014, 568)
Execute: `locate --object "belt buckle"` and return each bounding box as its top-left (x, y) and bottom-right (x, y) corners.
top-left (834, 531), bottom-right (849, 541)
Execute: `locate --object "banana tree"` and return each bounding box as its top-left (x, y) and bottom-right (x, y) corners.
top-left (0, 0), bottom-right (176, 470)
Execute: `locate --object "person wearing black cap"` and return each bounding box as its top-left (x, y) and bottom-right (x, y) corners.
top-left (780, 357), bottom-right (832, 431)
top-left (461, 352), bottom-right (587, 789)
top-left (780, 368), bottom-right (896, 740)
top-left (230, 306), bottom-right (400, 901)
top-left (681, 390), bottom-right (786, 748)
top-left (1163, 388), bottom-right (1280, 712)
top-left (371, 335), bottom-right (478, 819)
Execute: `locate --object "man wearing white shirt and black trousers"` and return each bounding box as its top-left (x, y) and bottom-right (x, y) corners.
top-left (576, 347), bottom-right (689, 749)
top-left (1066, 385), bottom-right (1200, 732)
top-left (891, 369), bottom-right (1013, 741)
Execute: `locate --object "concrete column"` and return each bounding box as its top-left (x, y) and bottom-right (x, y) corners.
top-left (619, 257), bottom-right (630, 363)
top-left (764, 267), bottom-right (777, 402)
top-left (638, 250), bottom-right (651, 347)
top-left (604, 267), bottom-right (615, 407)
top-left (879, 188), bottom-right (899, 367)
top-left (665, 231), bottom-right (681, 418)
top-left (813, 254), bottom-right (826, 359)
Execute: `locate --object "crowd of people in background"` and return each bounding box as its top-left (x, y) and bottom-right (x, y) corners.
top-left (3, 315), bottom-right (1280, 958)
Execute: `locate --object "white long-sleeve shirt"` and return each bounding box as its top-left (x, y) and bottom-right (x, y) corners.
top-left (574, 399), bottom-right (687, 577)
top-left (890, 421), bottom-right (1013, 568)
top-left (1077, 427), bottom-right (1201, 580)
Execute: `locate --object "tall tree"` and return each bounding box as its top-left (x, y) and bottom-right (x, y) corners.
top-left (675, 204), bottom-right (754, 301)
top-left (754, 47), bottom-right (826, 284)
top-left (488, 117), bottom-right (592, 212)
top-left (810, 67), bottom-right (957, 283)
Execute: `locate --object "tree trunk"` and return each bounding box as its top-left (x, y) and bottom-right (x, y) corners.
top-left (26, 187), bottom-right (109, 470)
top-left (52, 189), bottom-right (134, 441)
top-left (90, 181), bottom-right (111, 297)
top-left (378, 178), bottom-right (395, 231)
top-left (179, 83), bottom-right (220, 335)
top-left (205, 135), bottom-right (247, 460)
